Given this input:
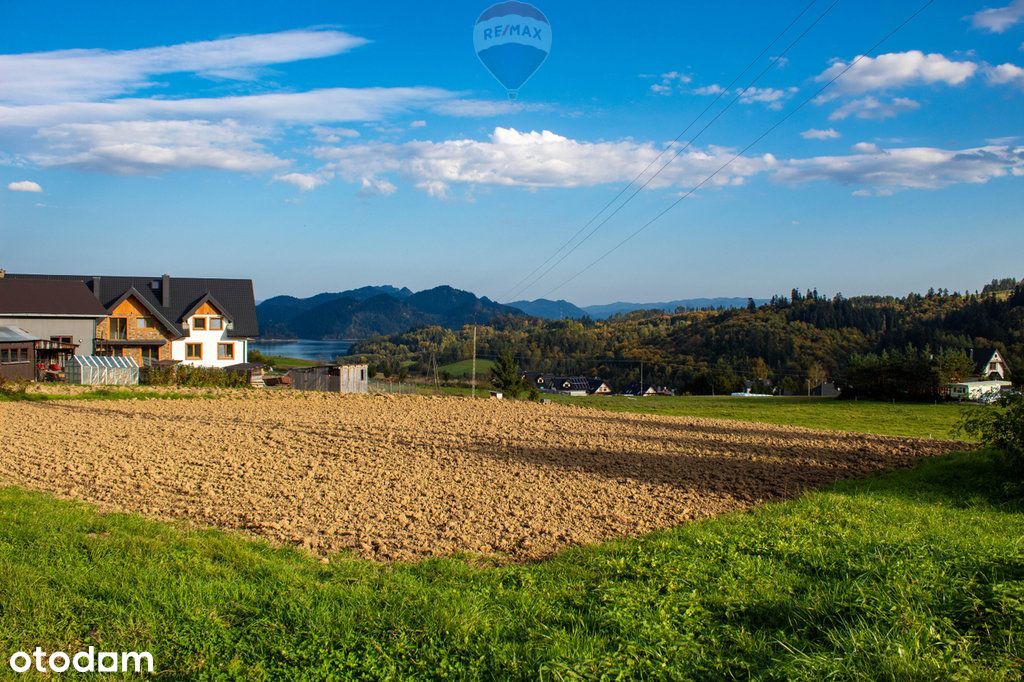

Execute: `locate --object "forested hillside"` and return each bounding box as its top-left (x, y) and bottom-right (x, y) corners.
top-left (257, 285), bottom-right (521, 339)
top-left (351, 281), bottom-right (1024, 398)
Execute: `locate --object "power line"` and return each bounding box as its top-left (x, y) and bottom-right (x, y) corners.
top-left (540, 0), bottom-right (935, 300)
top-left (506, 0), bottom-right (842, 301)
top-left (496, 0), bottom-right (824, 302)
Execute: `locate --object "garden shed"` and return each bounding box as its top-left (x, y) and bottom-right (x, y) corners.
top-left (288, 364), bottom-right (368, 393)
top-left (65, 355), bottom-right (140, 386)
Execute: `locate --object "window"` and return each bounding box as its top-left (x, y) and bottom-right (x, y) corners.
top-left (360, 368), bottom-right (366, 381)
top-left (18, 348), bottom-right (28, 362)
top-left (209, 317), bottom-right (224, 331)
top-left (192, 317), bottom-right (207, 331)
top-left (110, 318), bottom-right (127, 340)
top-left (0, 349), bottom-right (8, 363)
top-left (50, 336), bottom-right (72, 345)
top-left (137, 317), bottom-right (155, 329)
top-left (141, 347), bottom-right (159, 366)
top-left (186, 343), bottom-right (202, 360)
top-left (217, 343), bottom-right (234, 360)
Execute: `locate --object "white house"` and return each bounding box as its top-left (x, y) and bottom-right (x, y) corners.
top-left (170, 295), bottom-right (250, 368)
top-left (947, 349), bottom-right (1014, 401)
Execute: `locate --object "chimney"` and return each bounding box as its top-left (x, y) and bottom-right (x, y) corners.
top-left (161, 274), bottom-right (171, 307)
top-left (92, 276), bottom-right (102, 300)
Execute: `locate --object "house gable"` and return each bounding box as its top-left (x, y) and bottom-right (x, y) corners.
top-left (106, 288), bottom-right (182, 338)
top-left (181, 293), bottom-right (235, 325)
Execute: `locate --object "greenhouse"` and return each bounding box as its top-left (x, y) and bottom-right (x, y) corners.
top-left (65, 355), bottom-right (140, 386)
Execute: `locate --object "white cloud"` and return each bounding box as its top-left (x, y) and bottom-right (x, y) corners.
top-left (7, 180), bottom-right (42, 192)
top-left (691, 84), bottom-right (795, 108)
top-left (0, 87), bottom-right (459, 129)
top-left (0, 29), bottom-right (369, 105)
top-left (737, 86), bottom-right (798, 110)
top-left (313, 127), bottom-right (777, 196)
top-left (971, 1), bottom-right (1024, 33)
top-left (650, 71), bottom-right (693, 95)
top-left (311, 126), bottom-right (360, 143)
top-left (692, 84), bottom-right (726, 96)
top-left (409, 120), bottom-right (427, 128)
top-left (851, 142), bottom-right (880, 153)
top-left (801, 128), bottom-right (840, 140)
top-left (829, 96), bottom-right (920, 121)
top-left (815, 51), bottom-right (977, 99)
top-left (985, 62), bottom-right (1024, 87)
top-left (274, 172), bottom-right (328, 191)
top-left (29, 119), bottom-right (286, 174)
top-left (774, 144), bottom-right (1024, 192)
top-left (308, 129), bottom-right (1024, 199)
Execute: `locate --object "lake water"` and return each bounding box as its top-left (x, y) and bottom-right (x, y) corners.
top-left (250, 339), bottom-right (354, 361)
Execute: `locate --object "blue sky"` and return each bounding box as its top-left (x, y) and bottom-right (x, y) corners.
top-left (1, 0), bottom-right (1022, 305)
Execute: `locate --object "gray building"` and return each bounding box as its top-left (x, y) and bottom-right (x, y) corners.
top-left (0, 275), bottom-right (108, 356)
top-left (288, 364), bottom-right (369, 393)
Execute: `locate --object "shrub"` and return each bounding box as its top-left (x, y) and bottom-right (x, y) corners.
top-left (0, 376), bottom-right (29, 397)
top-left (142, 365), bottom-right (248, 388)
top-left (958, 392), bottom-right (1024, 479)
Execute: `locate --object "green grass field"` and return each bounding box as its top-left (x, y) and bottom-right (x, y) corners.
top-left (436, 358), bottom-right (494, 378)
top-left (1, 450), bottom-right (1020, 679)
top-left (259, 354), bottom-right (317, 369)
top-left (551, 395), bottom-right (974, 440)
top-left (0, 388), bottom-right (201, 403)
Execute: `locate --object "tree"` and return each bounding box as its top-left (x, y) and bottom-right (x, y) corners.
top-left (958, 393), bottom-right (1024, 479)
top-left (490, 350), bottom-right (525, 398)
top-left (807, 363), bottom-right (827, 388)
top-left (935, 348), bottom-right (974, 384)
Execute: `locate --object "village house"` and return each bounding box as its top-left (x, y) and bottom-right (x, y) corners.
top-left (586, 378), bottom-right (613, 395)
top-left (522, 372), bottom-right (595, 396)
top-left (948, 348), bottom-right (1013, 401)
top-left (0, 276), bottom-right (110, 380)
top-left (4, 273), bottom-right (258, 369)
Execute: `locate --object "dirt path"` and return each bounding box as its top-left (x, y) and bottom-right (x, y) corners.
top-left (0, 393), bottom-right (961, 562)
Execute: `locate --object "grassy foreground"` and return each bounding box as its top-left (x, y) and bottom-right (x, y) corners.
top-left (552, 395), bottom-right (971, 440)
top-left (1, 450), bottom-right (1021, 679)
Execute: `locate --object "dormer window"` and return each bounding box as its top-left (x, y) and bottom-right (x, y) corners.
top-left (193, 317), bottom-right (207, 331)
top-left (209, 317), bottom-right (223, 331)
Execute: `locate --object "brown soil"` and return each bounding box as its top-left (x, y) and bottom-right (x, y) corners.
top-left (0, 393), bottom-right (960, 562)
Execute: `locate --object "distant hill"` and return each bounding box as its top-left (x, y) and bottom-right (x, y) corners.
top-left (582, 298), bottom-right (768, 319)
top-left (508, 297), bottom-right (768, 320)
top-left (507, 298), bottom-right (590, 320)
top-left (257, 285), bottom-right (520, 339)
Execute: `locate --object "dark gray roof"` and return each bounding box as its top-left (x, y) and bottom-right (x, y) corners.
top-left (6, 273), bottom-right (258, 338)
top-left (0, 279), bottom-right (109, 317)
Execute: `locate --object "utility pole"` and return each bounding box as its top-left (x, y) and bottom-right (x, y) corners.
top-left (639, 360), bottom-right (643, 397)
top-left (471, 325), bottom-right (477, 399)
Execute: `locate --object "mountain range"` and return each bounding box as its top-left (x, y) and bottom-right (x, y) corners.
top-left (257, 285), bottom-right (520, 339)
top-left (257, 286), bottom-right (767, 339)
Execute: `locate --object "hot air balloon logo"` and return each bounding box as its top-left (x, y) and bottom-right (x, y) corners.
top-left (473, 2), bottom-right (551, 100)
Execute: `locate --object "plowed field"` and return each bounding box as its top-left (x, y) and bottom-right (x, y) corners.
top-left (0, 393), bottom-right (959, 562)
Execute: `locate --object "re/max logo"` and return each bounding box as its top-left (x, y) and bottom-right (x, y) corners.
top-left (482, 24), bottom-right (543, 41)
